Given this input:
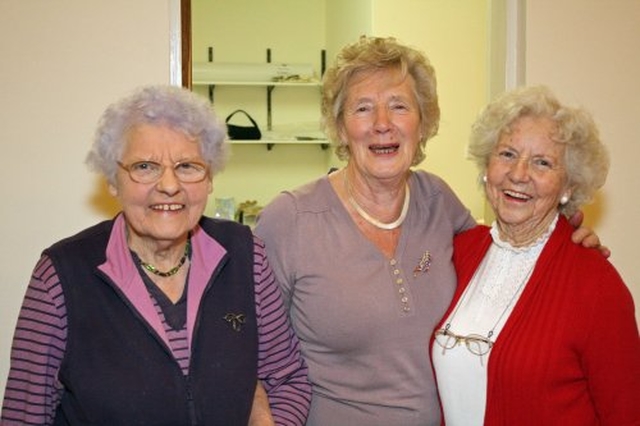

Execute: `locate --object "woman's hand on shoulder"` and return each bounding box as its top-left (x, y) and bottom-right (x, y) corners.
top-left (569, 210), bottom-right (611, 258)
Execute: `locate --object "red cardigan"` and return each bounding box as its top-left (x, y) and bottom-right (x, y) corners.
top-left (434, 216), bottom-right (640, 425)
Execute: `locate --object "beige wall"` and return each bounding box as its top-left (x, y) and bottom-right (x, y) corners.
top-left (0, 0), bottom-right (177, 400)
top-left (525, 0), bottom-right (640, 322)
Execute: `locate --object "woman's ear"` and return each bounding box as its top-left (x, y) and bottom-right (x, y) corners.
top-left (108, 183), bottom-right (118, 197)
top-left (560, 185), bottom-right (574, 205)
top-left (337, 122), bottom-right (348, 146)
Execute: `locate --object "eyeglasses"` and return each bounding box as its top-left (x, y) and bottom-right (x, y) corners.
top-left (117, 160), bottom-right (208, 184)
top-left (434, 325), bottom-right (494, 365)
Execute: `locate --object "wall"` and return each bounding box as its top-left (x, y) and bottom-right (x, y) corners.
top-left (325, 0), bottom-right (372, 62)
top-left (525, 0), bottom-right (640, 321)
top-left (0, 0), bottom-right (176, 401)
top-left (370, 0), bottom-right (489, 219)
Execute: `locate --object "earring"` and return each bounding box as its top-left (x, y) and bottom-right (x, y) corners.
top-left (482, 175), bottom-right (487, 183)
top-left (560, 195), bottom-right (569, 205)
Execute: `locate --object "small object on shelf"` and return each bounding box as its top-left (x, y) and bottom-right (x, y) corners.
top-left (225, 110), bottom-right (262, 140)
top-left (236, 200), bottom-right (262, 228)
top-left (295, 136), bottom-right (325, 141)
top-left (213, 197), bottom-right (236, 220)
top-left (192, 62), bottom-right (317, 84)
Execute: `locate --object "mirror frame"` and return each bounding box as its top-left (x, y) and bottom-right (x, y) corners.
top-left (181, 0), bottom-right (192, 89)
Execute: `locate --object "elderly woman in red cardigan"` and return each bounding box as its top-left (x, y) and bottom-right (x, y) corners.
top-left (432, 85), bottom-right (640, 425)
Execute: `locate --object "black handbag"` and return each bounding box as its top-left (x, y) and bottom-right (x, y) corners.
top-left (225, 109), bottom-right (262, 140)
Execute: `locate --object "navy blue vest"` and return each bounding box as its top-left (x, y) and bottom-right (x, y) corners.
top-left (48, 217), bottom-right (258, 426)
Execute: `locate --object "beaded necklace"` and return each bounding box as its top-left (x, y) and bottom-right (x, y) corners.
top-left (139, 238), bottom-right (191, 278)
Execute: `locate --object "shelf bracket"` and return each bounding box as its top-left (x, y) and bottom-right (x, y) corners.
top-left (266, 85), bottom-right (275, 131)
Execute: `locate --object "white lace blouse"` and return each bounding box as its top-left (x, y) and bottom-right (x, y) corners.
top-left (432, 215), bottom-right (558, 426)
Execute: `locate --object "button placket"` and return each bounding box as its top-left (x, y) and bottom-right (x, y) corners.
top-left (390, 258), bottom-right (411, 313)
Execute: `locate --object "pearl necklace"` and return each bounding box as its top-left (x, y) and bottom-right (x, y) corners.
top-left (345, 174), bottom-right (410, 230)
top-left (139, 239), bottom-right (191, 278)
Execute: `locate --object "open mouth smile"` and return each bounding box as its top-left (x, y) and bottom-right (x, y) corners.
top-left (151, 203), bottom-right (185, 211)
top-left (503, 189), bottom-right (532, 202)
top-left (369, 143), bottom-right (399, 154)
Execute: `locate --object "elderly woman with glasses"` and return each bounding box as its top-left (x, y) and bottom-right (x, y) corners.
top-left (431, 85), bottom-right (640, 425)
top-left (1, 85), bottom-right (311, 426)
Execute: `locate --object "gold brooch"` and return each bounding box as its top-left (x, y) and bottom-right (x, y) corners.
top-left (413, 251), bottom-right (432, 277)
top-left (223, 313), bottom-right (246, 332)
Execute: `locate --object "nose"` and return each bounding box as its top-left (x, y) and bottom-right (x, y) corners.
top-left (155, 166), bottom-right (181, 194)
top-left (373, 107), bottom-right (392, 132)
top-left (508, 157), bottom-right (531, 182)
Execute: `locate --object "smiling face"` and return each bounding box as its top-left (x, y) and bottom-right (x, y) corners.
top-left (339, 67), bottom-right (422, 184)
top-left (486, 116), bottom-right (571, 244)
top-left (109, 123), bottom-right (212, 249)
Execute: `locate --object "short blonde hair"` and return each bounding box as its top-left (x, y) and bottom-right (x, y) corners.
top-left (468, 85), bottom-right (609, 217)
top-left (321, 36), bottom-right (439, 166)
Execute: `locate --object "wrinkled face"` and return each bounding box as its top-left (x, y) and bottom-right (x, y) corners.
top-left (486, 116), bottom-right (570, 237)
top-left (339, 68), bottom-right (422, 182)
top-left (109, 123), bottom-right (212, 246)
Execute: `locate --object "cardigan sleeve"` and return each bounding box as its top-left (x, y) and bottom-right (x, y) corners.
top-left (580, 263), bottom-right (640, 425)
top-left (1, 255), bottom-right (66, 426)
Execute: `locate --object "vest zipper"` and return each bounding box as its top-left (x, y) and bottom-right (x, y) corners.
top-left (185, 375), bottom-right (198, 425)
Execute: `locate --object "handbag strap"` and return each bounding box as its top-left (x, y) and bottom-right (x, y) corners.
top-left (225, 109), bottom-right (259, 128)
